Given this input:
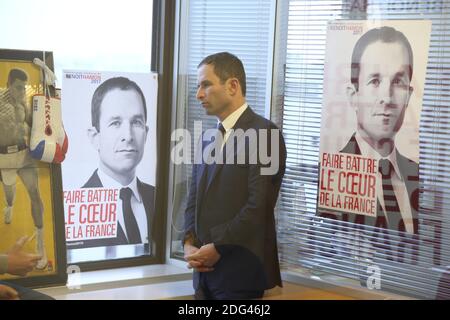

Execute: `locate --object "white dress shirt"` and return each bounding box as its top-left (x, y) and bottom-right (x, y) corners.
top-left (97, 169), bottom-right (149, 243)
top-left (355, 133), bottom-right (414, 234)
top-left (218, 102), bottom-right (248, 148)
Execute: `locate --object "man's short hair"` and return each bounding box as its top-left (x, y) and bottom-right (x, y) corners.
top-left (198, 52), bottom-right (247, 97)
top-left (91, 77), bottom-right (147, 132)
top-left (8, 68), bottom-right (28, 86)
top-left (350, 26), bottom-right (413, 91)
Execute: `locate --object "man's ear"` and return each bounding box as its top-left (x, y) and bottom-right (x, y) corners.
top-left (346, 83), bottom-right (357, 109)
top-left (406, 85), bottom-right (414, 107)
top-left (227, 78), bottom-right (240, 96)
top-left (87, 127), bottom-right (100, 150)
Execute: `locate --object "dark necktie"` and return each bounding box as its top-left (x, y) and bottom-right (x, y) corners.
top-left (206, 123), bottom-right (226, 182)
top-left (217, 123), bottom-right (226, 137)
top-left (216, 123), bottom-right (226, 156)
top-left (120, 187), bottom-right (142, 244)
top-left (378, 159), bottom-right (400, 224)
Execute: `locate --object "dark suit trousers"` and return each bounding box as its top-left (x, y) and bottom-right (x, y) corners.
top-left (194, 260), bottom-right (264, 300)
top-left (194, 271), bottom-right (264, 300)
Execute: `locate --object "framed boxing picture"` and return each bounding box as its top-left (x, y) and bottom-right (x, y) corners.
top-left (0, 49), bottom-right (67, 288)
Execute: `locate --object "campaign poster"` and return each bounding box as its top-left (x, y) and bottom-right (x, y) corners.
top-left (61, 71), bottom-right (157, 253)
top-left (317, 20), bottom-right (431, 234)
top-left (0, 49), bottom-right (66, 286)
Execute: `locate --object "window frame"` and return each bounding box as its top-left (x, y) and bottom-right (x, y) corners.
top-left (165, 0), bottom-right (280, 264)
top-left (272, 0), bottom-right (450, 300)
top-left (71, 0), bottom-right (176, 272)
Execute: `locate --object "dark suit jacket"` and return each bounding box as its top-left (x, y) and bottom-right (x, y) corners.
top-left (67, 169), bottom-right (155, 249)
top-left (184, 107), bottom-right (287, 292)
top-left (320, 133), bottom-right (419, 234)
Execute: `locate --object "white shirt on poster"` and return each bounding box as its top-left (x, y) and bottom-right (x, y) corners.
top-left (355, 133), bottom-right (414, 234)
top-left (97, 169), bottom-right (148, 243)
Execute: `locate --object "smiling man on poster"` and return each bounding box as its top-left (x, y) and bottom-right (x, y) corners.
top-left (340, 26), bottom-right (419, 234)
top-left (80, 77), bottom-right (155, 247)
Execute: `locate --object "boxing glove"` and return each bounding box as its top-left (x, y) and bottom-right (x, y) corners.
top-left (29, 94), bottom-right (68, 163)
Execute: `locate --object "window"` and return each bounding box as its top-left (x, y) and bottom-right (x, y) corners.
top-left (0, 0), bottom-right (153, 87)
top-left (0, 0), bottom-right (155, 267)
top-left (275, 0), bottom-right (450, 299)
top-left (168, 0), bottom-right (276, 260)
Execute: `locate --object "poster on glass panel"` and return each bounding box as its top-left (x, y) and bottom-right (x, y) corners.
top-left (316, 20), bottom-right (431, 235)
top-left (61, 71), bottom-right (157, 260)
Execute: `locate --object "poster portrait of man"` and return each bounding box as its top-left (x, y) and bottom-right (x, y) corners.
top-left (61, 71), bottom-right (157, 256)
top-left (317, 20), bottom-right (431, 235)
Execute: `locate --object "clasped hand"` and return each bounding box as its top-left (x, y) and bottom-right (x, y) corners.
top-left (184, 243), bottom-right (221, 273)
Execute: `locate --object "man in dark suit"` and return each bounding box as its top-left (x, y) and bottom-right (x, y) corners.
top-left (71, 77), bottom-right (155, 248)
top-left (325, 26), bottom-right (419, 234)
top-left (183, 52), bottom-right (286, 299)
